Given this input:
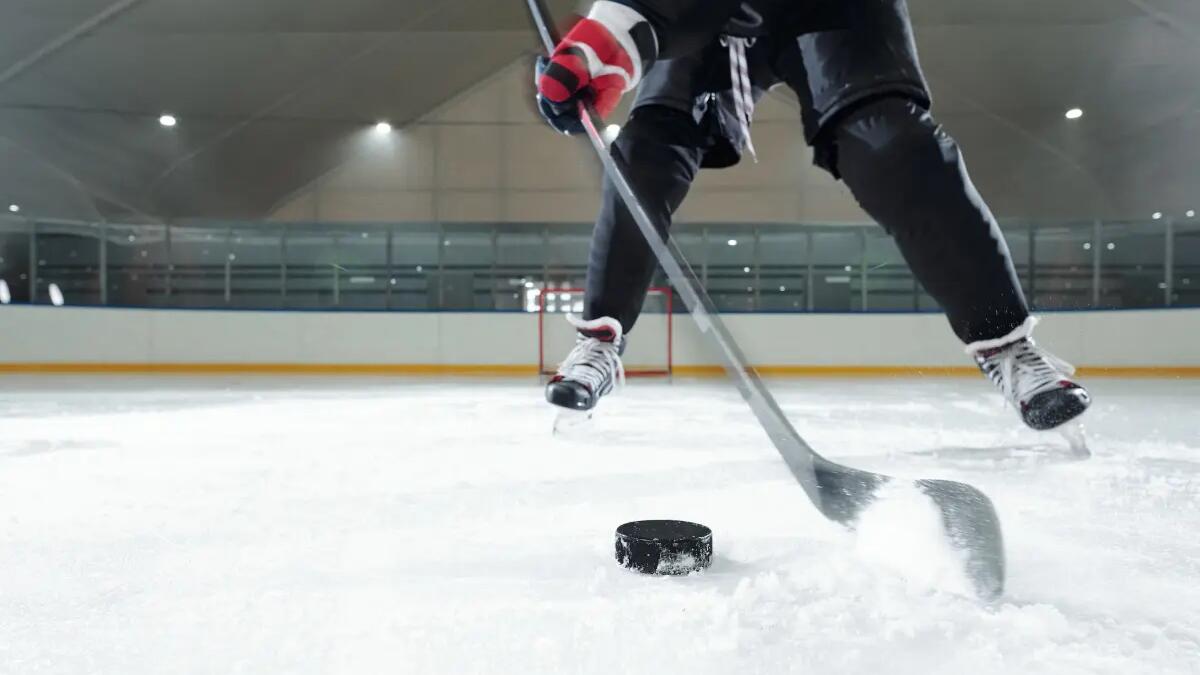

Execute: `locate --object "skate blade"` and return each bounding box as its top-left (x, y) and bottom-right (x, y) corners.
top-left (552, 408), bottom-right (593, 436)
top-left (1058, 422), bottom-right (1091, 459)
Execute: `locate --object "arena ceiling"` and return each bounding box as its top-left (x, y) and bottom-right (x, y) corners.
top-left (0, 0), bottom-right (1197, 222)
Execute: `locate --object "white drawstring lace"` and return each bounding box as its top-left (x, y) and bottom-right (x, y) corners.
top-left (966, 317), bottom-right (1077, 407)
top-left (721, 35), bottom-right (757, 163)
top-left (993, 338), bottom-right (1080, 401)
top-left (979, 339), bottom-right (1076, 407)
top-left (557, 315), bottom-right (626, 393)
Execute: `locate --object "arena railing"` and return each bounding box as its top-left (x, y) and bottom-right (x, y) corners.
top-left (1, 216), bottom-right (1196, 313)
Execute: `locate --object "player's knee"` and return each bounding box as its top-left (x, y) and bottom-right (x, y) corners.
top-left (829, 97), bottom-right (964, 213)
top-left (607, 105), bottom-right (700, 218)
top-left (617, 105), bottom-right (701, 153)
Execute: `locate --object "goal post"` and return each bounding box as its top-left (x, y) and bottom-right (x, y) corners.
top-left (537, 286), bottom-right (673, 377)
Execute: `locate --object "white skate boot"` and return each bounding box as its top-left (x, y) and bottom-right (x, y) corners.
top-left (546, 315), bottom-right (625, 413)
top-left (968, 317), bottom-right (1091, 431)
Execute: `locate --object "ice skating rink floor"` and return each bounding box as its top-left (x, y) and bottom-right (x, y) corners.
top-left (1, 375), bottom-right (1197, 674)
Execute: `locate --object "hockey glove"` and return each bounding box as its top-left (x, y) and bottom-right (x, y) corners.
top-left (535, 1), bottom-right (656, 135)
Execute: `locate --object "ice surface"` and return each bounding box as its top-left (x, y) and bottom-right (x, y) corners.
top-left (0, 375), bottom-right (1197, 674)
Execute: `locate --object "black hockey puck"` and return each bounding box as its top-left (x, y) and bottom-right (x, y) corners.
top-left (615, 520), bottom-right (713, 575)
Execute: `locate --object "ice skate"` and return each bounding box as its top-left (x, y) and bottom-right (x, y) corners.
top-left (969, 318), bottom-right (1091, 431)
top-left (546, 315), bottom-right (626, 429)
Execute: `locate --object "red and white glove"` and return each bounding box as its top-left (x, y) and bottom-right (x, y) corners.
top-left (536, 1), bottom-right (656, 134)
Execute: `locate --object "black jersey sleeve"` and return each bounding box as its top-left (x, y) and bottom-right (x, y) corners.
top-left (612, 0), bottom-right (743, 58)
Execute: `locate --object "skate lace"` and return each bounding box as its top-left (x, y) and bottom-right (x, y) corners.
top-left (984, 339), bottom-right (1075, 405)
top-left (557, 316), bottom-right (625, 394)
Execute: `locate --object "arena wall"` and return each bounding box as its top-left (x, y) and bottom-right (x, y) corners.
top-left (2, 306), bottom-right (1196, 376)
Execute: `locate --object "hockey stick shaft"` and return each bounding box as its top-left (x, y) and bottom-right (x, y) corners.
top-left (526, 0), bottom-right (822, 504)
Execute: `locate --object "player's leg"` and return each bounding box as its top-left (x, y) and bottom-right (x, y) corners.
top-left (834, 98), bottom-right (1027, 344)
top-left (776, 0), bottom-right (1089, 429)
top-left (585, 106), bottom-right (705, 332)
top-left (547, 104), bottom-right (706, 412)
top-left (834, 98), bottom-right (1089, 429)
top-left (584, 36), bottom-right (777, 332)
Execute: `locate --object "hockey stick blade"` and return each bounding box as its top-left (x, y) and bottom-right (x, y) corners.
top-left (524, 0), bottom-right (1004, 600)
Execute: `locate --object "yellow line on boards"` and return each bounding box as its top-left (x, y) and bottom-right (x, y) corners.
top-left (676, 365), bottom-right (1200, 378)
top-left (0, 363), bottom-right (1198, 378)
top-left (1074, 366), bottom-right (1200, 378)
top-left (674, 365), bottom-right (980, 377)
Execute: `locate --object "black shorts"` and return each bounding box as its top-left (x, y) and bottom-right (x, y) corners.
top-left (632, 0), bottom-right (930, 170)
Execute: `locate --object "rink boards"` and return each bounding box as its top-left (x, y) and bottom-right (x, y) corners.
top-left (1, 305), bottom-right (1198, 376)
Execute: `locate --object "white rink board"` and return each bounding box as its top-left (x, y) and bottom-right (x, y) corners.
top-left (2, 305), bottom-right (1199, 368)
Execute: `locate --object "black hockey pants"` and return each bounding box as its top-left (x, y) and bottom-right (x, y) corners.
top-left (583, 99), bottom-right (1030, 345)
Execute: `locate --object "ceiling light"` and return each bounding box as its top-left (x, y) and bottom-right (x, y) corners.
top-left (779, 286), bottom-right (787, 292)
top-left (48, 283), bottom-right (64, 307)
top-left (374, 121), bottom-right (393, 133)
top-left (1152, 212), bottom-right (1163, 220)
top-left (1065, 108), bottom-right (1083, 120)
top-left (743, 266), bottom-right (751, 273)
top-left (159, 114), bottom-right (177, 128)
top-left (1107, 242), bottom-right (1116, 251)
top-left (1083, 242), bottom-right (1092, 250)
top-left (1187, 210), bottom-right (1196, 218)
top-left (844, 265), bottom-right (853, 272)
top-left (7, 204), bottom-right (18, 213)
top-left (727, 239), bottom-right (738, 247)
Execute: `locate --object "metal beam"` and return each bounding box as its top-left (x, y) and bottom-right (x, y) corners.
top-left (805, 231), bottom-right (815, 312)
top-left (859, 229), bottom-right (868, 311)
top-left (1092, 220), bottom-right (1102, 307)
top-left (99, 222), bottom-right (108, 305)
top-left (28, 220), bottom-right (37, 303)
top-left (0, 0), bottom-right (147, 90)
top-left (1165, 218), bottom-right (1175, 306)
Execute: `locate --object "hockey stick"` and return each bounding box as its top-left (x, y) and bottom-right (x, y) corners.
top-left (525, 0), bottom-right (1004, 600)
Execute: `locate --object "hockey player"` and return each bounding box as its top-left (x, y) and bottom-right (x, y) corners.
top-left (535, 0), bottom-right (1090, 431)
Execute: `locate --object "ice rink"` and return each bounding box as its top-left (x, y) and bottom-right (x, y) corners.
top-left (1, 375), bottom-right (1197, 674)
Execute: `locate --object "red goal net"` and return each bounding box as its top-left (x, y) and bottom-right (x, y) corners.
top-left (537, 286), bottom-right (673, 377)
